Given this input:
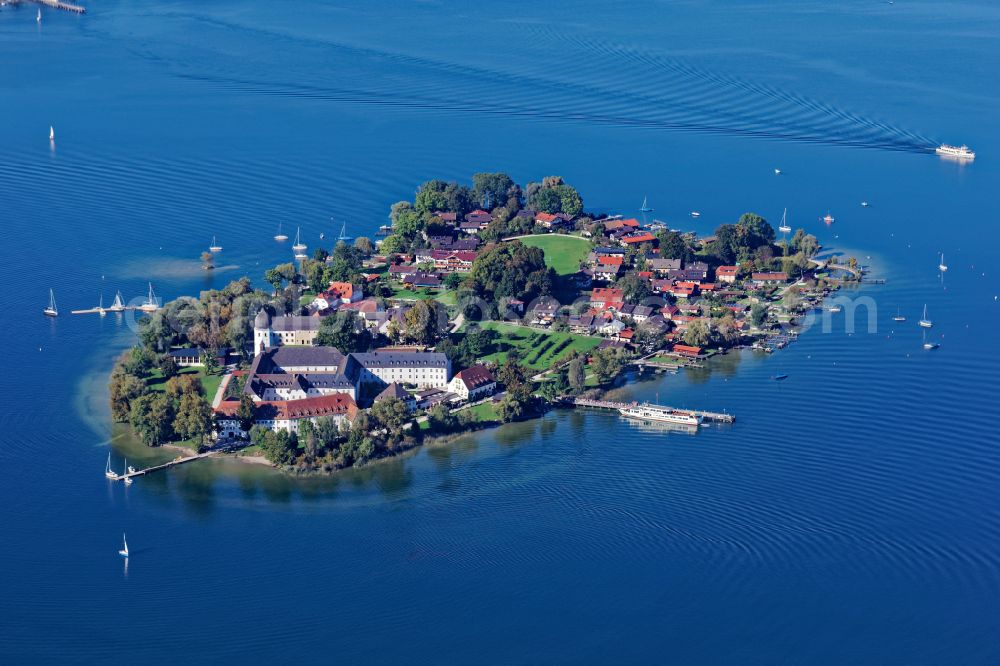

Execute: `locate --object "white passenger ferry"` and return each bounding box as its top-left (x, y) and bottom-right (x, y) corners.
top-left (935, 144), bottom-right (975, 160)
top-left (619, 403), bottom-right (702, 427)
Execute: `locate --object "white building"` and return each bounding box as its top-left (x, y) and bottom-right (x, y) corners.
top-left (253, 310), bottom-right (323, 355)
top-left (349, 351), bottom-right (451, 389)
top-left (448, 365), bottom-right (496, 401)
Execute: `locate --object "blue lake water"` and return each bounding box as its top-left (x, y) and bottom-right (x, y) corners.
top-left (2, 0), bottom-right (999, 662)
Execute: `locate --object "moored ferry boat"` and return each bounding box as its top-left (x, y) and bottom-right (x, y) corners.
top-left (935, 144), bottom-right (975, 160)
top-left (619, 402), bottom-right (702, 427)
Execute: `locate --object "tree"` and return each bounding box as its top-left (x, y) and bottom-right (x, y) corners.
top-left (531, 187), bottom-right (562, 214)
top-left (315, 312), bottom-right (371, 352)
top-left (371, 398), bottom-right (410, 439)
top-left (715, 314), bottom-right (741, 346)
top-left (157, 354), bottom-right (179, 380)
top-left (443, 272), bottom-right (464, 290)
top-left (354, 237), bottom-right (375, 256)
top-left (165, 374), bottom-right (201, 401)
top-left (496, 395), bottom-right (525, 423)
top-left (656, 230), bottom-right (689, 261)
top-left (264, 268), bottom-right (284, 292)
top-left (202, 351), bottom-right (220, 376)
top-left (711, 225), bottom-right (739, 264)
top-left (173, 392), bottom-right (213, 445)
top-left (130, 393), bottom-right (175, 447)
top-left (404, 300), bottom-right (446, 345)
top-left (472, 172), bottom-right (515, 209)
top-left (428, 403), bottom-right (459, 433)
top-left (496, 357), bottom-right (527, 391)
top-left (468, 241), bottom-right (552, 301)
top-left (683, 319), bottom-right (712, 347)
top-left (568, 357), bottom-right (586, 392)
top-left (750, 303), bottom-right (769, 328)
top-left (736, 212), bottom-right (775, 248)
top-left (590, 347), bottom-right (626, 384)
top-left (236, 394), bottom-right (256, 433)
top-left (379, 234), bottom-right (408, 255)
top-left (109, 372), bottom-right (147, 422)
top-left (618, 272), bottom-right (652, 304)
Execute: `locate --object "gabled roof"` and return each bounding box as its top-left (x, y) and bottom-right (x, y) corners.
top-left (375, 382), bottom-right (413, 403)
top-left (454, 365), bottom-right (495, 390)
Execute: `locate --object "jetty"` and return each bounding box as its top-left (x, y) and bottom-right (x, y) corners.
top-left (108, 450), bottom-right (219, 482)
top-left (31, 0), bottom-right (86, 14)
top-left (571, 397), bottom-right (735, 424)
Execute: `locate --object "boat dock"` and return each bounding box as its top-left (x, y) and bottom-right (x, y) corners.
top-left (32, 0), bottom-right (86, 13)
top-left (571, 398), bottom-right (735, 423)
top-left (107, 450), bottom-right (218, 482)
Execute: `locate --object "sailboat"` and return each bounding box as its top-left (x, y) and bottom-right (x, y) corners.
top-left (918, 304), bottom-right (933, 328)
top-left (43, 289), bottom-right (58, 317)
top-left (778, 207), bottom-right (791, 233)
top-left (336, 221), bottom-right (353, 244)
top-left (938, 253), bottom-right (948, 272)
top-left (292, 226), bottom-right (307, 252)
top-left (274, 223), bottom-right (288, 241)
top-left (122, 457), bottom-right (133, 485)
top-left (37, 8), bottom-right (41, 23)
top-left (892, 307), bottom-right (906, 322)
top-left (774, 168), bottom-right (781, 175)
top-left (139, 283), bottom-right (159, 312)
top-left (209, 236), bottom-right (222, 252)
top-left (107, 291), bottom-right (126, 312)
top-left (118, 534), bottom-right (129, 558)
top-left (97, 293), bottom-right (107, 317)
top-left (105, 452), bottom-right (118, 480)
top-left (639, 196), bottom-right (653, 213)
top-left (49, 126), bottom-right (54, 141)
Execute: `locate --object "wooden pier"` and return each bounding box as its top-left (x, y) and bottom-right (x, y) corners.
top-left (571, 397), bottom-right (735, 423)
top-left (33, 0), bottom-right (86, 14)
top-left (108, 450), bottom-right (219, 482)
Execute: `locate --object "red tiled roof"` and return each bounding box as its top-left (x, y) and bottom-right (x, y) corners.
top-left (622, 232), bottom-right (656, 244)
top-left (216, 393), bottom-right (358, 421)
top-left (455, 364), bottom-right (495, 390)
top-left (673, 344), bottom-right (702, 357)
top-left (604, 218), bottom-right (640, 231)
top-left (751, 272), bottom-right (788, 281)
top-left (597, 255), bottom-right (624, 266)
top-left (716, 266), bottom-right (738, 276)
top-left (535, 212), bottom-right (558, 223)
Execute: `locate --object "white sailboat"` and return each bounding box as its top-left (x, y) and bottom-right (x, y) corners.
top-left (335, 220), bottom-right (353, 244)
top-left (122, 456), bottom-right (133, 486)
top-left (892, 307), bottom-right (906, 322)
top-left (292, 226), bottom-right (307, 252)
top-left (43, 289), bottom-right (58, 317)
top-left (778, 207), bottom-right (791, 233)
top-left (37, 8), bottom-right (41, 23)
top-left (49, 126), bottom-right (54, 141)
top-left (118, 534), bottom-right (129, 558)
top-left (938, 253), bottom-right (948, 272)
top-left (139, 283), bottom-right (159, 312)
top-left (274, 223), bottom-right (288, 241)
top-left (105, 452), bottom-right (118, 480)
top-left (918, 304), bottom-right (933, 328)
top-left (209, 236), bottom-right (222, 252)
top-left (98, 293), bottom-right (107, 317)
top-left (107, 291), bottom-right (126, 312)
top-left (639, 196), bottom-right (653, 213)
top-left (774, 168), bottom-right (781, 175)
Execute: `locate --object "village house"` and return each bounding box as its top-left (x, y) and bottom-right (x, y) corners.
top-left (465, 209), bottom-right (493, 225)
top-left (373, 382), bottom-right (417, 411)
top-left (326, 282), bottom-right (363, 304)
top-left (403, 272), bottom-right (442, 289)
top-left (448, 365), bottom-right (497, 401)
top-left (715, 265), bottom-right (739, 283)
top-left (751, 272), bottom-right (789, 286)
top-left (590, 287), bottom-right (625, 311)
top-left (620, 231), bottom-right (656, 247)
top-left (647, 258), bottom-right (681, 275)
top-left (215, 392), bottom-right (358, 439)
top-left (167, 347), bottom-right (230, 368)
top-left (430, 249), bottom-right (477, 272)
top-left (603, 218), bottom-right (640, 233)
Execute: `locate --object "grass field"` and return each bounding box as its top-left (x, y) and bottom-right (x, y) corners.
top-left (388, 285), bottom-right (458, 306)
top-left (478, 322), bottom-right (601, 370)
top-left (148, 366), bottom-right (223, 400)
top-left (463, 401), bottom-right (498, 422)
top-left (516, 234), bottom-right (591, 276)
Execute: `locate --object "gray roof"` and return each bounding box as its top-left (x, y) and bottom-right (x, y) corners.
top-left (375, 382), bottom-right (413, 402)
top-left (269, 315), bottom-right (322, 332)
top-left (350, 351), bottom-right (449, 369)
top-left (254, 309), bottom-right (270, 329)
top-left (266, 346), bottom-right (345, 369)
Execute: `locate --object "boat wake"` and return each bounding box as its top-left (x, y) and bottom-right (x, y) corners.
top-left (151, 14), bottom-right (937, 153)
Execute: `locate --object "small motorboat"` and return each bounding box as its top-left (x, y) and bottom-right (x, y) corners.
top-left (774, 168), bottom-right (782, 175)
top-left (923, 342), bottom-right (940, 350)
top-left (827, 305), bottom-right (842, 313)
top-left (690, 211), bottom-right (701, 218)
top-left (772, 373), bottom-right (788, 381)
top-left (822, 212), bottom-right (835, 225)
top-left (861, 201), bottom-right (870, 208)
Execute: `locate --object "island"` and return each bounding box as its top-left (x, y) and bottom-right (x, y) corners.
top-left (109, 171), bottom-right (864, 475)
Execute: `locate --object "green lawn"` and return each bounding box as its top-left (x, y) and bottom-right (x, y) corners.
top-left (148, 366), bottom-right (223, 400)
top-left (388, 285), bottom-right (458, 306)
top-left (516, 234), bottom-right (591, 276)
top-left (463, 401), bottom-right (498, 423)
top-left (478, 322), bottom-right (601, 370)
